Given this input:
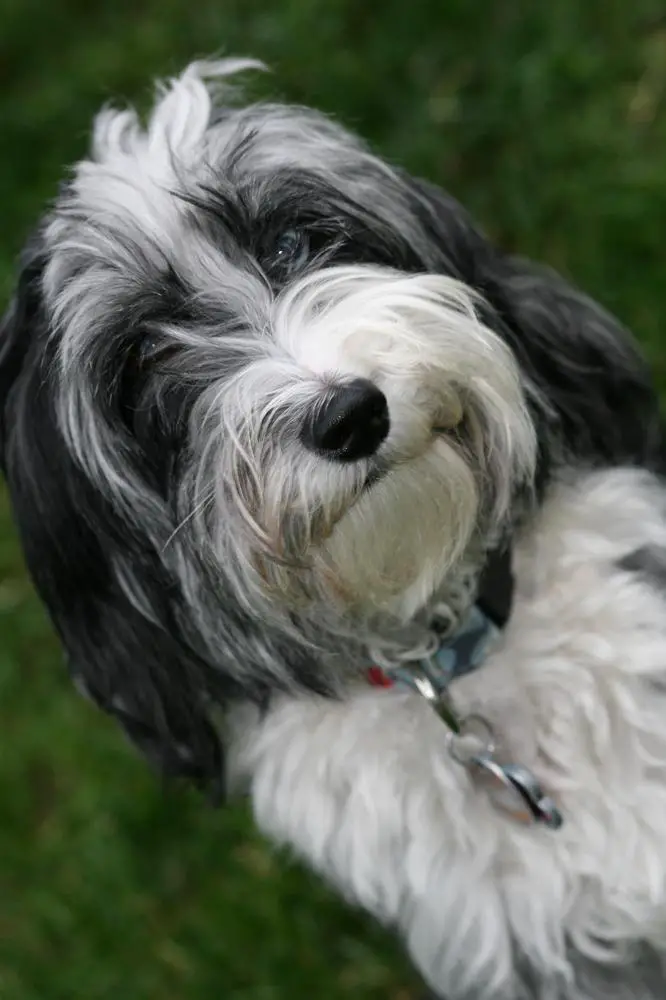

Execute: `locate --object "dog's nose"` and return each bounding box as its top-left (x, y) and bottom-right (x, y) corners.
top-left (303, 379), bottom-right (390, 462)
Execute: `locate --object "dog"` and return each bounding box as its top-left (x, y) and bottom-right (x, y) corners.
top-left (3, 58), bottom-right (666, 999)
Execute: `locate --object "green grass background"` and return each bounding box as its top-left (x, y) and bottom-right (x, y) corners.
top-left (2, 2), bottom-right (666, 997)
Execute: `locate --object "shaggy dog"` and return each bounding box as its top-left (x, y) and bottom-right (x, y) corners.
top-left (2, 60), bottom-right (666, 999)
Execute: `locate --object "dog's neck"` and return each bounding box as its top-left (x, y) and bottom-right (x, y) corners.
top-left (361, 545), bottom-right (513, 672)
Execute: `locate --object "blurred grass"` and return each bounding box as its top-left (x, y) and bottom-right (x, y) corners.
top-left (2, 2), bottom-right (666, 997)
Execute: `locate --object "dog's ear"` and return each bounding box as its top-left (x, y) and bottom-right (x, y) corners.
top-left (409, 177), bottom-right (665, 470)
top-left (0, 235), bottom-right (46, 470)
top-left (482, 252), bottom-right (665, 470)
top-left (0, 236), bottom-right (226, 797)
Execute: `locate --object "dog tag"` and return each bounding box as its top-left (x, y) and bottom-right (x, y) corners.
top-left (469, 753), bottom-right (563, 830)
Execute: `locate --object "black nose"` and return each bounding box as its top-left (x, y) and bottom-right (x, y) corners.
top-left (303, 378), bottom-right (390, 462)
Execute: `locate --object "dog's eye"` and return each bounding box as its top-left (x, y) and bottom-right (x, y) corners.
top-left (141, 336), bottom-right (159, 356)
top-left (271, 228), bottom-right (310, 277)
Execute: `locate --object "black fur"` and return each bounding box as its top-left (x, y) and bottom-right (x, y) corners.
top-left (0, 252), bottom-right (230, 795)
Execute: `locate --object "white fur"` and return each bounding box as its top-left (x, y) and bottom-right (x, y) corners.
top-left (228, 468), bottom-right (666, 998)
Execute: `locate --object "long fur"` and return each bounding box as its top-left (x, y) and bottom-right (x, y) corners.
top-left (2, 59), bottom-right (666, 997)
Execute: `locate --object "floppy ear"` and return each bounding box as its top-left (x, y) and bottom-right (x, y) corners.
top-left (410, 178), bottom-right (665, 471)
top-left (0, 235), bottom-right (46, 470)
top-left (0, 236), bottom-right (226, 796)
top-left (483, 252), bottom-right (665, 471)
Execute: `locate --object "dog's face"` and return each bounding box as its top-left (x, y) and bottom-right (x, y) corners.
top-left (10, 58), bottom-right (653, 787)
top-left (45, 61), bottom-right (535, 624)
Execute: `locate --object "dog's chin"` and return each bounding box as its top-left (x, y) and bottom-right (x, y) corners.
top-left (312, 435), bottom-right (481, 620)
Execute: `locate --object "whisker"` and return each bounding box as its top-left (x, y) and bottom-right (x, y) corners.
top-left (162, 488), bottom-right (216, 551)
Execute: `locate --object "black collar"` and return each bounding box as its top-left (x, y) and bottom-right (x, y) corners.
top-left (476, 545), bottom-right (514, 629)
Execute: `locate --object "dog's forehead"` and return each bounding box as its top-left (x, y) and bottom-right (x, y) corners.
top-left (66, 100), bottom-right (383, 234)
top-left (42, 100), bottom-right (406, 311)
top-left (39, 60), bottom-right (448, 346)
top-left (206, 103), bottom-right (372, 175)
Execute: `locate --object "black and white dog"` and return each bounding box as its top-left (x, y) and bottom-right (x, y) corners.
top-left (3, 59), bottom-right (666, 999)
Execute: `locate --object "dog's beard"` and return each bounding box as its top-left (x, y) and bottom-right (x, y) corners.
top-left (187, 265), bottom-right (538, 622)
top-left (317, 441), bottom-right (480, 618)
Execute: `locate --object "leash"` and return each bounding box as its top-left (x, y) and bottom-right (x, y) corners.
top-left (368, 548), bottom-right (563, 831)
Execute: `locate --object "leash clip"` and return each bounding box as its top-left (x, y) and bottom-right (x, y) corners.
top-left (467, 751), bottom-right (563, 830)
top-left (416, 667), bottom-right (564, 832)
top-left (367, 603), bottom-right (564, 832)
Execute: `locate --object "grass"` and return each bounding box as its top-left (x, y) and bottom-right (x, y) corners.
top-left (2, 2), bottom-right (666, 997)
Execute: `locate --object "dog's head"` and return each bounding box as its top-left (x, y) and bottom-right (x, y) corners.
top-left (4, 60), bottom-right (653, 789)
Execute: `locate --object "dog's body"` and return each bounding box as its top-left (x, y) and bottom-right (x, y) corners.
top-left (2, 60), bottom-right (666, 998)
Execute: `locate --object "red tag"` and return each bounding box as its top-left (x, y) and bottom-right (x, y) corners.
top-left (367, 666), bottom-right (394, 688)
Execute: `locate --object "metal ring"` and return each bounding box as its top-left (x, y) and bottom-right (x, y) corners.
top-left (458, 713), bottom-right (497, 755)
top-left (447, 732), bottom-right (481, 765)
top-left (447, 721), bottom-right (494, 765)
